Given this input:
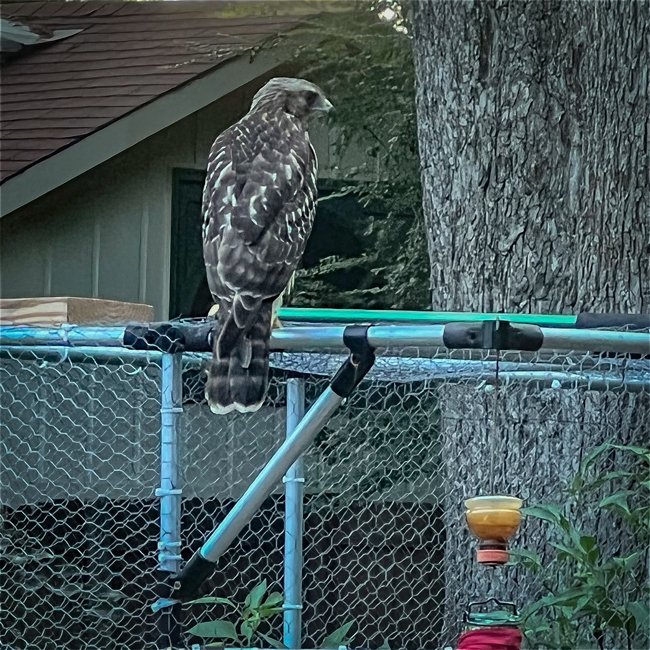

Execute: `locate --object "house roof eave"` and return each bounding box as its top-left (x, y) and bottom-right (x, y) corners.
top-left (0, 49), bottom-right (281, 218)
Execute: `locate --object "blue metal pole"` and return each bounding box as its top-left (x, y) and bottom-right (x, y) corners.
top-left (1, 346), bottom-right (648, 392)
top-left (201, 388), bottom-right (341, 562)
top-left (283, 378), bottom-right (306, 649)
top-left (157, 353), bottom-right (183, 573)
top-left (1, 323), bottom-right (648, 355)
top-left (0, 325), bottom-right (126, 347)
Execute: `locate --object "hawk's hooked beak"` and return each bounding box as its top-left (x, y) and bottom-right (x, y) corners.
top-left (313, 97), bottom-right (334, 114)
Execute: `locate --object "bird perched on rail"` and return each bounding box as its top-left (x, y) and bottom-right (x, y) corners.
top-left (202, 77), bottom-right (333, 414)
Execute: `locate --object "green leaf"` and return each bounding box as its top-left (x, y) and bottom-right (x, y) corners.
top-left (258, 605), bottom-right (284, 620)
top-left (549, 541), bottom-right (582, 562)
top-left (575, 472), bottom-right (636, 494)
top-left (578, 442), bottom-right (612, 474)
top-left (319, 620), bottom-right (355, 648)
top-left (567, 525), bottom-right (585, 555)
top-left (245, 579), bottom-right (268, 609)
top-left (608, 443), bottom-right (650, 462)
top-left (257, 631), bottom-right (288, 649)
top-left (579, 535), bottom-right (599, 563)
top-left (599, 491), bottom-right (635, 517)
top-left (244, 609), bottom-right (261, 623)
top-left (625, 615), bottom-right (637, 636)
top-left (186, 596), bottom-right (236, 608)
top-left (627, 601), bottom-right (649, 634)
top-left (377, 641), bottom-right (391, 650)
top-left (610, 550), bottom-right (644, 571)
top-left (582, 469), bottom-right (639, 493)
top-left (508, 548), bottom-right (543, 573)
top-left (187, 620), bottom-right (238, 640)
top-left (240, 618), bottom-right (257, 643)
top-left (262, 591), bottom-right (284, 608)
top-left (570, 473), bottom-right (584, 494)
top-left (578, 444), bottom-right (649, 493)
top-left (607, 609), bottom-right (628, 629)
top-left (541, 586), bottom-right (592, 609)
top-left (523, 621), bottom-right (551, 639)
top-left (523, 505), bottom-right (569, 530)
top-left (573, 594), bottom-right (594, 615)
top-left (598, 469), bottom-right (635, 483)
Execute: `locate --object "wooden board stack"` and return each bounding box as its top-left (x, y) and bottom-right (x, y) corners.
top-left (0, 297), bottom-right (154, 326)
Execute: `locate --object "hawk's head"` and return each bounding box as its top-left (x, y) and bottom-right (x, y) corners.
top-left (250, 77), bottom-right (333, 121)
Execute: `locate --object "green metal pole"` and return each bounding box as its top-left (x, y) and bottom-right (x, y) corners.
top-left (277, 308), bottom-right (577, 328)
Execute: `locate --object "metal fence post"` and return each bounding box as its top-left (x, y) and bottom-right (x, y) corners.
top-left (157, 352), bottom-right (183, 647)
top-left (158, 352), bottom-right (183, 573)
top-left (283, 378), bottom-right (306, 649)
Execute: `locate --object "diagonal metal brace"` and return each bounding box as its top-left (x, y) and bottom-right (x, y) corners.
top-left (168, 325), bottom-right (376, 603)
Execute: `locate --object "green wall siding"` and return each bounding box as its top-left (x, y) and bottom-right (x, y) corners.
top-left (0, 76), bottom-right (343, 320)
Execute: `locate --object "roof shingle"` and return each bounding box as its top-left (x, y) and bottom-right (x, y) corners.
top-left (0, 1), bottom-right (301, 182)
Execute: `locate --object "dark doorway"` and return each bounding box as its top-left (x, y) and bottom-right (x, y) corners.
top-left (169, 169), bottom-right (376, 319)
top-left (169, 168), bottom-right (211, 319)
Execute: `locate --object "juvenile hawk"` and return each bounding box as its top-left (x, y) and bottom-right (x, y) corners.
top-left (202, 77), bottom-right (333, 414)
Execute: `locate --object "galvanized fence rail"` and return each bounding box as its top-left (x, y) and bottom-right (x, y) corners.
top-left (0, 316), bottom-right (648, 650)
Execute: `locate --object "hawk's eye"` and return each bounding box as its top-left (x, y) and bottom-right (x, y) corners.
top-left (305, 91), bottom-right (318, 105)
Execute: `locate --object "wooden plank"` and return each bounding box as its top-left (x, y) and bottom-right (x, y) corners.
top-left (0, 297), bottom-right (154, 325)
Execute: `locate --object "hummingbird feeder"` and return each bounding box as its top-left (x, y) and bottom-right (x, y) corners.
top-left (464, 495), bottom-right (523, 565)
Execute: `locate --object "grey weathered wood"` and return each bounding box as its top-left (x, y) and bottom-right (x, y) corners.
top-left (411, 0), bottom-right (649, 645)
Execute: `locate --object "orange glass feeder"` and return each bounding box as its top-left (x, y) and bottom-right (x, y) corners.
top-left (465, 496), bottom-right (523, 565)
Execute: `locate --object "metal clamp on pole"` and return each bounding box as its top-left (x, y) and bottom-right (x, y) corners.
top-left (123, 320), bottom-right (214, 353)
top-left (331, 325), bottom-right (376, 397)
top-left (171, 326), bottom-right (376, 602)
top-left (442, 320), bottom-right (543, 351)
top-left (283, 602), bottom-right (303, 611)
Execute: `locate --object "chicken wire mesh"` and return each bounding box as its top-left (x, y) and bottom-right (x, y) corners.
top-left (0, 330), bottom-right (648, 650)
top-left (0, 349), bottom-right (162, 649)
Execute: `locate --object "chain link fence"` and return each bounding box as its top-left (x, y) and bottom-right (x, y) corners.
top-left (1, 324), bottom-right (648, 650)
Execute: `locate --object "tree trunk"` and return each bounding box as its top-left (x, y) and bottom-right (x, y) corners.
top-left (412, 0), bottom-right (647, 314)
top-left (410, 0), bottom-right (648, 645)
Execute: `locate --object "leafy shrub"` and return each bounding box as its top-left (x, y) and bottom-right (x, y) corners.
top-left (511, 444), bottom-right (649, 649)
top-left (187, 578), bottom-right (356, 649)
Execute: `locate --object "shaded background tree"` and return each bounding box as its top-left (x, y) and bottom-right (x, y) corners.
top-left (271, 1), bottom-right (429, 310)
top-left (164, 1), bottom-right (430, 316)
top-left (410, 0), bottom-right (648, 644)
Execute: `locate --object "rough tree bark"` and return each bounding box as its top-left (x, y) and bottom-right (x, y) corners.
top-left (410, 0), bottom-right (648, 646)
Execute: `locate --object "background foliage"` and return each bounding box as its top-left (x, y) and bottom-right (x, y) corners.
top-left (266, 1), bottom-right (430, 310)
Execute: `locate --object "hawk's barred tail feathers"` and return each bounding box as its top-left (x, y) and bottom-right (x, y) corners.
top-left (205, 299), bottom-right (273, 414)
